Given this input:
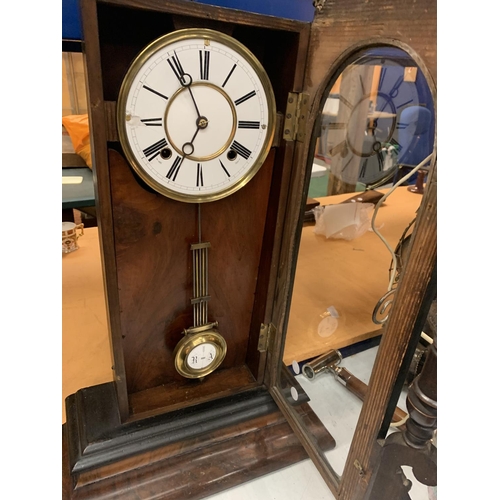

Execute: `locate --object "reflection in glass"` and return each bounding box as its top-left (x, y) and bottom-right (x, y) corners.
top-left (311, 46), bottom-right (434, 197)
top-left (278, 45), bottom-right (435, 487)
top-left (62, 52), bottom-right (88, 117)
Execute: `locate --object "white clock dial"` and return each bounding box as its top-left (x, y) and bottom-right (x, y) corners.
top-left (117, 29), bottom-right (276, 203)
top-left (186, 342), bottom-right (217, 370)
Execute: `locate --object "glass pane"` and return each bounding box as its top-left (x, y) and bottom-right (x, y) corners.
top-left (278, 45), bottom-right (435, 483)
top-left (62, 52), bottom-right (88, 117)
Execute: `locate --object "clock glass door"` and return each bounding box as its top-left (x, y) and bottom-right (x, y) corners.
top-left (276, 45), bottom-right (435, 486)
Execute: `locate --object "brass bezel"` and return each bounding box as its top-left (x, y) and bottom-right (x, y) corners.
top-left (117, 28), bottom-right (276, 204)
top-left (173, 327), bottom-right (227, 379)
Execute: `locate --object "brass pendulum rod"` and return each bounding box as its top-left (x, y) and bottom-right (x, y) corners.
top-left (191, 204), bottom-right (211, 328)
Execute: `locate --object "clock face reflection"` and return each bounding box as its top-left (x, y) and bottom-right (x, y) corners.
top-left (345, 94), bottom-right (397, 158)
top-left (186, 342), bottom-right (217, 370)
top-left (117, 29), bottom-right (276, 203)
top-left (321, 47), bottom-right (434, 189)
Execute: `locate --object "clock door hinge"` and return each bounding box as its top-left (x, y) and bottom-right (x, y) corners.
top-left (258, 323), bottom-right (277, 352)
top-left (283, 92), bottom-right (309, 143)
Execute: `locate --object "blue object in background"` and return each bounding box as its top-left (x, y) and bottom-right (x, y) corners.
top-left (62, 0), bottom-right (84, 41)
top-left (62, 0), bottom-right (315, 41)
top-left (397, 106), bottom-right (433, 167)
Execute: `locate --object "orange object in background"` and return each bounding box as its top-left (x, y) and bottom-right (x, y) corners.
top-left (62, 114), bottom-right (92, 168)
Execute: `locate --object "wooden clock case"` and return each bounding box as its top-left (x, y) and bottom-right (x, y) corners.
top-left (62, 1), bottom-right (437, 499)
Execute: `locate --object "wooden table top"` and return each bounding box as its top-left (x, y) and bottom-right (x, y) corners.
top-left (282, 186), bottom-right (422, 365)
top-left (62, 227), bottom-right (113, 422)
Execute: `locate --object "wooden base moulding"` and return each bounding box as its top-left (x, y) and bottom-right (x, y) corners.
top-left (63, 383), bottom-right (336, 500)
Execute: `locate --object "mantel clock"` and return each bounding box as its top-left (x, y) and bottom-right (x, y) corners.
top-left (63, 1), bottom-right (437, 499)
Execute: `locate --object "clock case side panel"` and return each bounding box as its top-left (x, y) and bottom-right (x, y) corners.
top-left (80, 0), bottom-right (311, 422)
top-left (80, 0), bottom-right (129, 418)
top-left (264, 0), bottom-right (437, 498)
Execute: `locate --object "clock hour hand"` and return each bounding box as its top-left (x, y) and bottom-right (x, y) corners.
top-left (169, 128), bottom-right (198, 181)
top-left (168, 117), bottom-right (202, 182)
top-left (181, 122), bottom-right (202, 159)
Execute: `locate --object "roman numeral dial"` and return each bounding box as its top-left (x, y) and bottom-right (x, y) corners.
top-left (117, 29), bottom-right (276, 203)
top-left (166, 156), bottom-right (183, 181)
top-left (231, 141), bottom-right (251, 160)
top-left (234, 90), bottom-right (256, 106)
top-left (143, 138), bottom-right (168, 161)
top-left (167, 51), bottom-right (188, 85)
top-left (196, 163), bottom-right (204, 187)
top-left (199, 50), bottom-right (210, 80)
top-left (238, 121), bottom-right (260, 129)
top-left (141, 118), bottom-right (162, 126)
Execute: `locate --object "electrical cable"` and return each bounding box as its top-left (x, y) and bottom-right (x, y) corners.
top-left (371, 153), bottom-right (433, 291)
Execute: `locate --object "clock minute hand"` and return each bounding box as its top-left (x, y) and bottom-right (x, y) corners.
top-left (176, 70), bottom-right (208, 128)
top-left (187, 85), bottom-right (209, 130)
top-left (187, 86), bottom-right (202, 120)
top-left (171, 62), bottom-right (202, 118)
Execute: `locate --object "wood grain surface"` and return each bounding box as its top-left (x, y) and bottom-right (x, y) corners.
top-left (63, 399), bottom-right (336, 500)
top-left (108, 148), bottom-right (273, 397)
